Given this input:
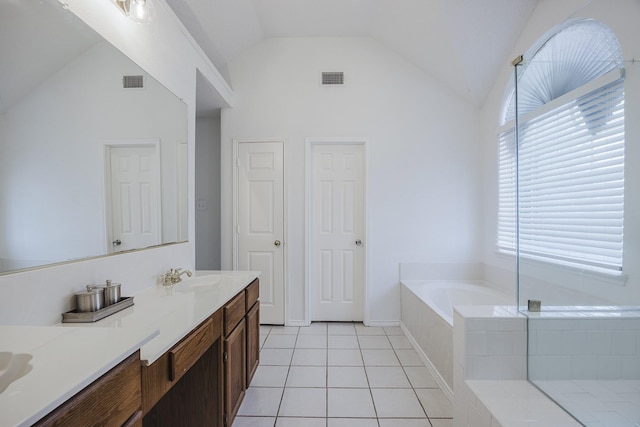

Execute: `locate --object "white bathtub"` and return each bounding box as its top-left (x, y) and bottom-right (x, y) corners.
top-left (400, 280), bottom-right (513, 396)
top-left (404, 280), bottom-right (514, 326)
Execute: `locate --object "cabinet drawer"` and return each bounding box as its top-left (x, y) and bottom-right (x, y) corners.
top-left (34, 351), bottom-right (141, 427)
top-left (245, 279), bottom-right (259, 312)
top-left (224, 292), bottom-right (246, 336)
top-left (169, 317), bottom-right (214, 382)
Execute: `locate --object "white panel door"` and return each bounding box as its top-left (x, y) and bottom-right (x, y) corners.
top-left (108, 146), bottom-right (161, 252)
top-left (311, 144), bottom-right (365, 321)
top-left (237, 141), bottom-right (285, 325)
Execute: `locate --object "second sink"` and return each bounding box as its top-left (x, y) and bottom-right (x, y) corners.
top-left (0, 352), bottom-right (33, 395)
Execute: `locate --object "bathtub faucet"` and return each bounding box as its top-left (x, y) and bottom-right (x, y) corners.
top-left (163, 268), bottom-right (192, 286)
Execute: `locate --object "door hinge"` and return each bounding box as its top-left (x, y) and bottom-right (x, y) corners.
top-left (236, 157), bottom-right (240, 167)
top-left (224, 351), bottom-right (228, 363)
top-left (224, 414), bottom-right (228, 426)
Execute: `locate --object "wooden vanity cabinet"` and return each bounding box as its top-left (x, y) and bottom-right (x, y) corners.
top-left (141, 278), bottom-right (260, 427)
top-left (224, 317), bottom-right (246, 426)
top-left (34, 351), bottom-right (142, 427)
top-left (245, 279), bottom-right (260, 387)
top-left (222, 277), bottom-right (260, 426)
top-left (141, 311), bottom-right (223, 427)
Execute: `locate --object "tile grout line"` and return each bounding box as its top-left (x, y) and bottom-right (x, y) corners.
top-left (246, 323), bottom-right (453, 427)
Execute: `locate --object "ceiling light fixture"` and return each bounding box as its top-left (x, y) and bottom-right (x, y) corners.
top-left (113, 0), bottom-right (154, 24)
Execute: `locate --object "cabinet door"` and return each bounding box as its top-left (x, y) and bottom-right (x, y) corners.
top-left (224, 319), bottom-right (246, 426)
top-left (245, 302), bottom-right (260, 387)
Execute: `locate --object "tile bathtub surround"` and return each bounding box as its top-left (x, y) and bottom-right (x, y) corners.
top-left (528, 316), bottom-right (640, 381)
top-left (234, 322), bottom-right (453, 427)
top-left (452, 307), bottom-right (582, 427)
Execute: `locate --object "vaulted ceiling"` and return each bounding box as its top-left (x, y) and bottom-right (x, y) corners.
top-left (165, 0), bottom-right (539, 107)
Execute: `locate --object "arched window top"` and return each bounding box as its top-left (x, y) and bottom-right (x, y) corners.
top-left (500, 19), bottom-right (623, 125)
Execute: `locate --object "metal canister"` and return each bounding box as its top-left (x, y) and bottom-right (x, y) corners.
top-left (75, 285), bottom-right (105, 312)
top-left (104, 280), bottom-right (121, 306)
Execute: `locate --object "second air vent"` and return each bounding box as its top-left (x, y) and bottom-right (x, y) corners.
top-left (321, 72), bottom-right (345, 86)
top-left (122, 75), bottom-right (144, 89)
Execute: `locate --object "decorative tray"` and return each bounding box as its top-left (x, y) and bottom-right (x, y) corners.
top-left (62, 296), bottom-right (134, 323)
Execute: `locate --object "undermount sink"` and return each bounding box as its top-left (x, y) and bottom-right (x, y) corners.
top-left (0, 352), bottom-right (33, 395)
top-left (176, 275), bottom-right (227, 292)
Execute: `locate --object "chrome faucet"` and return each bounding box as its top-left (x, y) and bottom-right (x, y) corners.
top-left (163, 268), bottom-right (192, 286)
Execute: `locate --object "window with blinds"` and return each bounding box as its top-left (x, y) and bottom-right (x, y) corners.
top-left (497, 19), bottom-right (625, 274)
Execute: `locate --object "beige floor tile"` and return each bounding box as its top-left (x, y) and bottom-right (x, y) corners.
top-left (361, 350), bottom-right (400, 366)
top-left (395, 349), bottom-right (424, 367)
top-left (251, 366), bottom-right (289, 388)
top-left (328, 366), bottom-right (369, 388)
top-left (278, 388), bottom-right (326, 417)
top-left (264, 334), bottom-right (298, 349)
top-left (237, 387), bottom-right (283, 416)
top-left (355, 325), bottom-right (386, 335)
top-left (388, 335), bottom-right (413, 349)
top-left (259, 348), bottom-right (294, 366)
top-left (233, 416), bottom-right (277, 427)
top-left (296, 335), bottom-right (327, 349)
top-left (404, 366), bottom-right (439, 388)
top-left (298, 322), bottom-right (328, 335)
top-left (366, 366), bottom-right (411, 388)
top-left (328, 335), bottom-right (359, 349)
top-left (415, 388), bottom-right (453, 418)
top-left (328, 418), bottom-right (379, 427)
top-left (328, 323), bottom-right (357, 335)
top-left (269, 326), bottom-right (300, 335)
top-left (286, 366), bottom-right (326, 387)
top-left (292, 348), bottom-right (327, 366)
top-left (358, 335), bottom-right (392, 350)
top-left (383, 326), bottom-right (405, 336)
top-left (371, 388), bottom-right (426, 418)
top-left (328, 388), bottom-right (376, 418)
top-left (378, 419), bottom-right (431, 427)
top-left (328, 349), bottom-right (364, 366)
top-left (275, 417), bottom-right (326, 427)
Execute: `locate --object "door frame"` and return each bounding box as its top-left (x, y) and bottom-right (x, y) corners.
top-left (305, 137), bottom-right (370, 326)
top-left (232, 138), bottom-right (288, 323)
top-left (103, 139), bottom-right (162, 254)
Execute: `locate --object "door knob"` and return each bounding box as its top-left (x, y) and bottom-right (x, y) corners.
top-left (355, 239), bottom-right (362, 246)
top-left (112, 239), bottom-right (122, 246)
top-left (274, 240), bottom-right (281, 247)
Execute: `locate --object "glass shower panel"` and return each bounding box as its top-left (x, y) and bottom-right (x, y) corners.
top-left (517, 2), bottom-right (640, 425)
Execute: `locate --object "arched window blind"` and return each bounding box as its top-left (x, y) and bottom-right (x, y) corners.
top-left (497, 19), bottom-right (625, 274)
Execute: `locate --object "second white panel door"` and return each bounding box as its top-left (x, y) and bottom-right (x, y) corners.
top-left (237, 141), bottom-right (285, 325)
top-left (311, 144), bottom-right (365, 321)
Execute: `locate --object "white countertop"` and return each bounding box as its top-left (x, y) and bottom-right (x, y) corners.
top-left (0, 325), bottom-right (156, 427)
top-left (0, 270), bottom-right (259, 427)
top-left (74, 270), bottom-right (260, 365)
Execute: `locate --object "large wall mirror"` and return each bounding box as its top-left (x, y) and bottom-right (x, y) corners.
top-left (0, 0), bottom-right (188, 275)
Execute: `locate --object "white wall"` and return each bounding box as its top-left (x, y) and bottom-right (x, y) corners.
top-left (221, 38), bottom-right (483, 325)
top-left (195, 115), bottom-right (222, 269)
top-left (0, 0), bottom-right (232, 326)
top-left (480, 0), bottom-right (640, 305)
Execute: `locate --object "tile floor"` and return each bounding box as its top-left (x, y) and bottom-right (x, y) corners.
top-left (233, 322), bottom-right (453, 427)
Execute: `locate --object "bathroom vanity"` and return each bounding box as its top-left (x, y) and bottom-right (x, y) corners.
top-left (0, 271), bottom-right (260, 427)
top-left (140, 275), bottom-right (260, 427)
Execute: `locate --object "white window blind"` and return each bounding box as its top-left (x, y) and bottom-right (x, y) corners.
top-left (497, 19), bottom-right (625, 274)
top-left (497, 76), bottom-right (625, 273)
